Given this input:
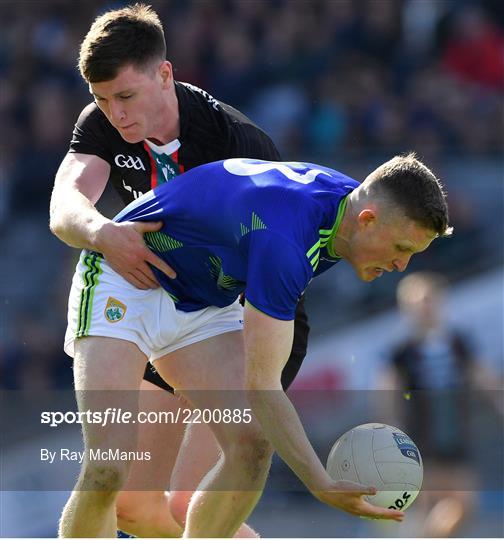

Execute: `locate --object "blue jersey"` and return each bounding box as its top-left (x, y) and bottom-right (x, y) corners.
top-left (115, 159), bottom-right (359, 320)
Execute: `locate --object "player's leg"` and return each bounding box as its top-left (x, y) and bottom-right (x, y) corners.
top-left (154, 330), bottom-right (274, 538)
top-left (59, 337), bottom-right (147, 537)
top-left (116, 295), bottom-right (309, 538)
top-left (116, 378), bottom-right (185, 537)
top-left (170, 420), bottom-right (260, 538)
top-left (116, 386), bottom-right (260, 538)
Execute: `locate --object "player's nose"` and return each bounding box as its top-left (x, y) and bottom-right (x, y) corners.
top-left (109, 101), bottom-right (126, 124)
top-left (393, 256), bottom-right (411, 273)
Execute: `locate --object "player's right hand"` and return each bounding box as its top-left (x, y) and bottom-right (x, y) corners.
top-left (311, 479), bottom-right (405, 522)
top-left (95, 220), bottom-right (177, 289)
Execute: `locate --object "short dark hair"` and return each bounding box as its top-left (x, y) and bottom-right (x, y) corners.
top-left (365, 153), bottom-right (452, 237)
top-left (79, 3), bottom-right (166, 83)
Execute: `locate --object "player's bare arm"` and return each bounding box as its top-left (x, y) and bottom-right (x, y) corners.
top-left (50, 152), bottom-right (176, 289)
top-left (243, 302), bottom-right (404, 522)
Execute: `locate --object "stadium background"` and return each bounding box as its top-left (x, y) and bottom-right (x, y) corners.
top-left (0, 0), bottom-right (502, 537)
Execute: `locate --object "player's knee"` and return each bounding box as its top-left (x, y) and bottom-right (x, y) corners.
top-left (225, 433), bottom-right (273, 482)
top-left (79, 461), bottom-right (129, 496)
top-left (244, 436), bottom-right (273, 481)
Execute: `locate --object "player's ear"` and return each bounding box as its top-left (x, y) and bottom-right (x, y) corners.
top-left (159, 61), bottom-right (173, 86)
top-left (357, 209), bottom-right (376, 228)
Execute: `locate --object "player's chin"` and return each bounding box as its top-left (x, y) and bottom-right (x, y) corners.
top-left (358, 269), bottom-right (378, 282)
top-left (121, 132), bottom-right (143, 144)
top-left (118, 126), bottom-right (143, 143)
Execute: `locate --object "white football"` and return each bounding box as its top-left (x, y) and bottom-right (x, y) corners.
top-left (326, 423), bottom-right (423, 511)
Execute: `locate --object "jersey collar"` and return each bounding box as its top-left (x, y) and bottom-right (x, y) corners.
top-left (325, 196), bottom-right (348, 259)
top-left (174, 81), bottom-right (190, 141)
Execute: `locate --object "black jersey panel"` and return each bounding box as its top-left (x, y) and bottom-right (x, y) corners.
top-left (68, 83), bottom-right (281, 207)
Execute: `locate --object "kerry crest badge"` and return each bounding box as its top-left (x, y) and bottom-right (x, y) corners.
top-left (104, 297), bottom-right (127, 323)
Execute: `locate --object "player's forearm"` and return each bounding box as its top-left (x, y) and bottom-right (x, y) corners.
top-left (243, 305), bottom-right (328, 490)
top-left (49, 187), bottom-right (110, 250)
top-left (248, 387), bottom-right (328, 491)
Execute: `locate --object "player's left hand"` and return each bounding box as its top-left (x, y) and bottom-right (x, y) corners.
top-left (312, 479), bottom-right (405, 522)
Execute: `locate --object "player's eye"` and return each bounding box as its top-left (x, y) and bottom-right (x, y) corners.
top-left (119, 94), bottom-right (133, 100)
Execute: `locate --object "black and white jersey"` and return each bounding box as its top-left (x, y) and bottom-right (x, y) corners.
top-left (67, 81), bottom-right (307, 393)
top-left (69, 81), bottom-right (280, 204)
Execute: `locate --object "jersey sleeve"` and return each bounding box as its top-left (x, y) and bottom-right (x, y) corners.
top-left (228, 123), bottom-right (281, 161)
top-left (220, 103), bottom-right (281, 161)
top-left (245, 231), bottom-right (313, 320)
top-left (68, 103), bottom-right (114, 164)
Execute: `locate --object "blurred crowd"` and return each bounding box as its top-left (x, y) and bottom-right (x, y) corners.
top-left (0, 0), bottom-right (503, 390)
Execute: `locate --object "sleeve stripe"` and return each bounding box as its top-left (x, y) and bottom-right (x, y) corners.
top-left (306, 240), bottom-right (320, 259)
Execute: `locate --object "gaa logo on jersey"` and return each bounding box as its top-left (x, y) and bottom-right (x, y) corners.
top-left (114, 154), bottom-right (146, 170)
top-left (104, 297), bottom-right (127, 323)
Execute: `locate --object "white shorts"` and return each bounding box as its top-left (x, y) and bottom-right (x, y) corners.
top-left (64, 251), bottom-right (244, 362)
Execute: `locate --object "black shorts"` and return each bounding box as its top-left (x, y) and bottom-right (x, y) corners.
top-left (143, 295), bottom-right (310, 392)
